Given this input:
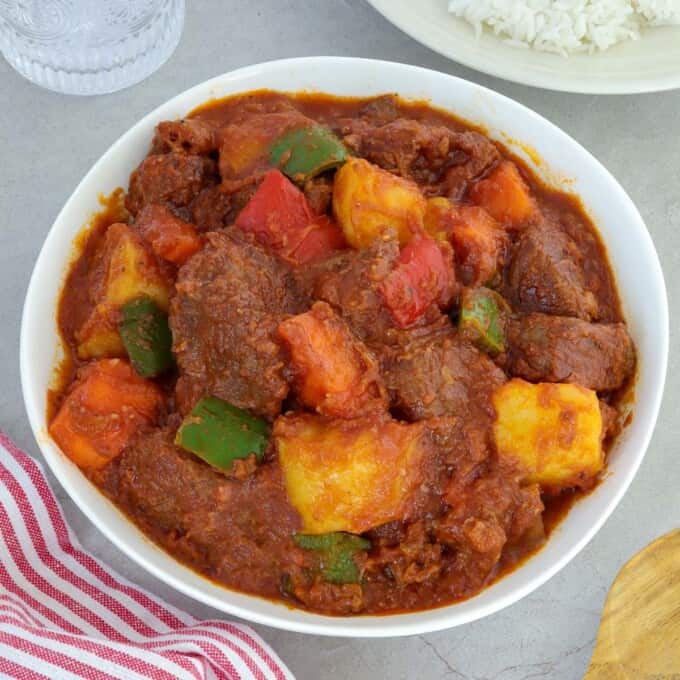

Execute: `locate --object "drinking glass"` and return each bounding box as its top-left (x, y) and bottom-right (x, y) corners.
top-left (0, 0), bottom-right (185, 95)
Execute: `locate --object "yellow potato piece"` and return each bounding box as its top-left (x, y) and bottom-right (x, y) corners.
top-left (102, 225), bottom-right (170, 309)
top-left (424, 197), bottom-right (455, 243)
top-left (77, 224), bottom-right (169, 359)
top-left (332, 158), bottom-right (426, 248)
top-left (493, 378), bottom-right (603, 491)
top-left (275, 414), bottom-right (430, 534)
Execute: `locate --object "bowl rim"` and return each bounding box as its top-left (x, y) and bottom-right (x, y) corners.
top-left (20, 56), bottom-right (669, 637)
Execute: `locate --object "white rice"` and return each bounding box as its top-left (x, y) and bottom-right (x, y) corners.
top-left (447, 0), bottom-right (680, 55)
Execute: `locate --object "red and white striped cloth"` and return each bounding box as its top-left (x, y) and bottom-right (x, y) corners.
top-left (0, 432), bottom-right (294, 680)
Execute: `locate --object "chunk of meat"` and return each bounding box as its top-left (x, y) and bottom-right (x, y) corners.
top-left (151, 119), bottom-right (216, 156)
top-left (50, 360), bottom-right (164, 469)
top-left (379, 236), bottom-right (457, 328)
top-left (434, 463), bottom-right (544, 588)
top-left (277, 302), bottom-right (387, 418)
top-left (365, 421), bottom-right (542, 594)
top-left (217, 110), bottom-right (312, 188)
top-left (98, 429), bottom-right (303, 598)
top-left (170, 230), bottom-right (303, 417)
top-left (505, 221), bottom-right (599, 320)
top-left (312, 234), bottom-right (443, 345)
top-left (356, 95), bottom-right (399, 125)
top-left (364, 520), bottom-right (443, 586)
top-left (506, 313), bottom-right (635, 391)
top-left (380, 326), bottom-right (507, 423)
top-left (440, 132), bottom-right (502, 201)
top-left (303, 175), bottom-right (333, 215)
top-left (135, 204), bottom-right (203, 266)
top-left (189, 184), bottom-right (254, 232)
top-left (339, 118), bottom-right (499, 196)
top-left (126, 154), bottom-right (216, 216)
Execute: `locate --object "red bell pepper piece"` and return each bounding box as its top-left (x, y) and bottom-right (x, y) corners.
top-left (291, 215), bottom-right (346, 264)
top-left (235, 169), bottom-right (345, 264)
top-left (380, 236), bottom-right (455, 328)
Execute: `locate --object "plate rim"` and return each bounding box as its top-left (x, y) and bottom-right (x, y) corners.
top-left (366, 0), bottom-right (680, 94)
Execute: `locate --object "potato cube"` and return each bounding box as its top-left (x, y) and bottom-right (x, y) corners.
top-left (493, 378), bottom-right (603, 491)
top-left (333, 158), bottom-right (426, 248)
top-left (424, 197), bottom-right (456, 243)
top-left (76, 223), bottom-right (170, 359)
top-left (275, 414), bottom-right (431, 534)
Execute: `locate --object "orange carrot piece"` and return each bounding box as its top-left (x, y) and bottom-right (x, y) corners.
top-left (449, 206), bottom-right (508, 287)
top-left (49, 359), bottom-right (164, 470)
top-left (136, 204), bottom-right (203, 266)
top-left (468, 161), bottom-right (538, 228)
top-left (277, 302), bottom-right (387, 418)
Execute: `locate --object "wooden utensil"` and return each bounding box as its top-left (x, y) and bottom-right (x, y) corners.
top-left (584, 529), bottom-right (680, 678)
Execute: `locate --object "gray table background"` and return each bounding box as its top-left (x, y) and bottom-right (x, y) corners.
top-left (1, 2), bottom-right (678, 678)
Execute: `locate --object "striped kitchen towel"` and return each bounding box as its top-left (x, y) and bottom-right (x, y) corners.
top-left (0, 432), bottom-right (294, 680)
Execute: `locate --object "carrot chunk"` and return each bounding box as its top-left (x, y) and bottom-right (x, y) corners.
top-left (49, 359), bottom-right (164, 470)
top-left (425, 198), bottom-right (508, 287)
top-left (468, 161), bottom-right (538, 228)
top-left (278, 302), bottom-right (387, 418)
top-left (135, 204), bottom-right (203, 266)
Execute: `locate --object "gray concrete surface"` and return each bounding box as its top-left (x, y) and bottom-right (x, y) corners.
top-left (1, 1), bottom-right (678, 678)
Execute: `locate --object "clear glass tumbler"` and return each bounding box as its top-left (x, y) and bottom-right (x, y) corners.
top-left (0, 0), bottom-right (185, 95)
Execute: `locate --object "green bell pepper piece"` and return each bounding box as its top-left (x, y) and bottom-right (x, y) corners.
top-left (294, 532), bottom-right (371, 584)
top-left (270, 126), bottom-right (348, 183)
top-left (459, 287), bottom-right (508, 355)
top-left (176, 397), bottom-right (270, 471)
top-left (119, 297), bottom-right (173, 377)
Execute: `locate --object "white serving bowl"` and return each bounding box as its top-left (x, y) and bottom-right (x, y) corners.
top-left (21, 57), bottom-right (668, 637)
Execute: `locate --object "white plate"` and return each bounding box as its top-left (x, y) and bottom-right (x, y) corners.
top-left (21, 57), bottom-right (668, 636)
top-left (367, 0), bottom-right (680, 94)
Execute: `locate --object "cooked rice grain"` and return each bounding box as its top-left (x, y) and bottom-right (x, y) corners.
top-left (448, 0), bottom-right (680, 55)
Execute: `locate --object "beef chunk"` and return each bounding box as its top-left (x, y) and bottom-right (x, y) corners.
top-left (434, 463), bottom-right (544, 588)
top-left (357, 95), bottom-right (400, 125)
top-left (151, 119), bottom-right (217, 156)
top-left (303, 175), bottom-right (333, 215)
top-left (100, 429), bottom-right (302, 597)
top-left (126, 153), bottom-right (216, 216)
top-left (170, 230), bottom-right (303, 418)
top-left (339, 117), bottom-right (499, 196)
top-left (311, 236), bottom-right (400, 345)
top-left (309, 234), bottom-right (444, 345)
top-left (189, 183), bottom-right (257, 232)
top-left (188, 185), bottom-right (234, 232)
top-left (506, 313), bottom-right (635, 391)
top-left (380, 325), bottom-right (507, 423)
top-left (505, 221), bottom-right (599, 320)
